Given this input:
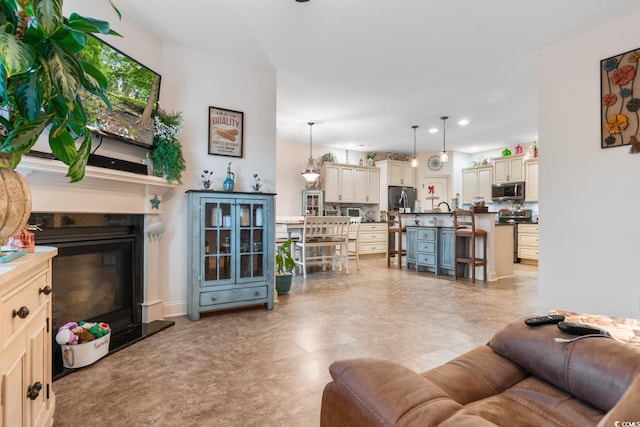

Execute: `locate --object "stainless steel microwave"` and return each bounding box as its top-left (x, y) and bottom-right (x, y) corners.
top-left (491, 182), bottom-right (525, 201)
top-left (340, 207), bottom-right (362, 217)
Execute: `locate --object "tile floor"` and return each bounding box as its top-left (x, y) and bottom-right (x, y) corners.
top-left (52, 258), bottom-right (538, 427)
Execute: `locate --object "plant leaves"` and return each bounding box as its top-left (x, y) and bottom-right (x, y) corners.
top-left (66, 96), bottom-right (87, 137)
top-left (67, 13), bottom-right (111, 34)
top-left (32, 0), bottom-right (63, 35)
top-left (51, 26), bottom-right (87, 53)
top-left (14, 72), bottom-right (43, 121)
top-left (0, 115), bottom-right (52, 153)
top-left (79, 60), bottom-right (107, 92)
top-left (0, 32), bottom-right (35, 77)
top-left (43, 39), bottom-right (83, 107)
top-left (48, 122), bottom-right (76, 164)
top-left (0, 56), bottom-right (7, 103)
top-left (65, 128), bottom-right (91, 182)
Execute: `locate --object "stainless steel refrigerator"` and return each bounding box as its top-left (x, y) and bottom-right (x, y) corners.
top-left (388, 186), bottom-right (417, 211)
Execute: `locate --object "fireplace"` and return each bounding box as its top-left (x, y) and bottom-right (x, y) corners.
top-left (17, 155), bottom-right (178, 378)
top-left (30, 213), bottom-right (158, 378)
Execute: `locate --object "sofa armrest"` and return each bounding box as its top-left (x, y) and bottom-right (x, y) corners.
top-left (597, 374), bottom-right (640, 427)
top-left (321, 358), bottom-right (462, 427)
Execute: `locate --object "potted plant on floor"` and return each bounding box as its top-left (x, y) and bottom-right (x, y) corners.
top-left (0, 0), bottom-right (120, 244)
top-left (275, 240), bottom-right (296, 295)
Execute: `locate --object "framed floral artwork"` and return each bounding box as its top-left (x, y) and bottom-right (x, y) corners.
top-left (601, 48), bottom-right (640, 150)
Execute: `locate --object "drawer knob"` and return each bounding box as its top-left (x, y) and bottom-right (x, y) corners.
top-left (12, 306), bottom-right (30, 319)
top-left (39, 286), bottom-right (52, 295)
top-left (254, 291), bottom-right (260, 296)
top-left (27, 382), bottom-right (42, 400)
top-left (211, 296), bottom-right (217, 301)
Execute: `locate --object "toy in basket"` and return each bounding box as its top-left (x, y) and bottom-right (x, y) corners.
top-left (56, 321), bottom-right (111, 369)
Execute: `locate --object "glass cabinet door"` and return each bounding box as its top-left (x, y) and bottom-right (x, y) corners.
top-left (237, 200), bottom-right (266, 282)
top-left (203, 201), bottom-right (234, 283)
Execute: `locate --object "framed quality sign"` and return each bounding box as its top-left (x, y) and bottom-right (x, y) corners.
top-left (208, 106), bottom-right (244, 157)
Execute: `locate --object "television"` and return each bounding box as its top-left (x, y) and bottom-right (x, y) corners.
top-left (78, 36), bottom-right (161, 148)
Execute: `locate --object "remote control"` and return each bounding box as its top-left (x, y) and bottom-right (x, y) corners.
top-left (557, 321), bottom-right (611, 337)
top-left (524, 315), bottom-right (565, 327)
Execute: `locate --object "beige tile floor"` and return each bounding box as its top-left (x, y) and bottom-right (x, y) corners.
top-left (53, 258), bottom-right (538, 427)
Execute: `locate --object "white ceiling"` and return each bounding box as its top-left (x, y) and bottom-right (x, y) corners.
top-left (116, 0), bottom-right (640, 155)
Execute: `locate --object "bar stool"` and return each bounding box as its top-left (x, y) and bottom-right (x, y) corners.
top-left (453, 209), bottom-right (487, 282)
top-left (347, 216), bottom-right (361, 270)
top-left (387, 211), bottom-right (405, 268)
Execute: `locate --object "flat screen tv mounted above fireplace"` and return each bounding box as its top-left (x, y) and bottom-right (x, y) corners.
top-left (78, 35), bottom-right (161, 149)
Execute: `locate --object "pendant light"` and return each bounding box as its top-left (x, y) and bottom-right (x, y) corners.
top-left (301, 122), bottom-right (320, 182)
top-left (439, 116), bottom-right (449, 163)
top-left (410, 125), bottom-right (419, 167)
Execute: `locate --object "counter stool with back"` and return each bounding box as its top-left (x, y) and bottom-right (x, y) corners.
top-left (387, 211), bottom-right (406, 268)
top-left (453, 209), bottom-right (487, 282)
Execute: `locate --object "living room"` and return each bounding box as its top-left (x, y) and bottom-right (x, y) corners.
top-left (2, 0), bottom-right (640, 425)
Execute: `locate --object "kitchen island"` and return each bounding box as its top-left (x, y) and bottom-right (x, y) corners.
top-left (402, 211), bottom-right (513, 281)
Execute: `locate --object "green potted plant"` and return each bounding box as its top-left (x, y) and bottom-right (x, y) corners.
top-left (0, 0), bottom-right (119, 244)
top-left (275, 239), bottom-right (296, 295)
top-left (150, 109), bottom-right (185, 183)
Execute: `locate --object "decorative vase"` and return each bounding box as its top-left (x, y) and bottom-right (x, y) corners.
top-left (0, 169), bottom-right (32, 246)
top-left (223, 165), bottom-right (235, 192)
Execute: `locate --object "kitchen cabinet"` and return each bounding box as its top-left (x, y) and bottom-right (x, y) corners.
top-left (302, 190), bottom-right (323, 215)
top-left (358, 222), bottom-right (387, 255)
top-left (323, 163), bottom-right (379, 204)
top-left (438, 228), bottom-right (455, 273)
top-left (354, 167), bottom-right (380, 204)
top-left (493, 155), bottom-right (525, 183)
top-left (186, 191), bottom-right (274, 320)
top-left (517, 223), bottom-right (539, 262)
top-left (377, 160), bottom-right (414, 187)
top-left (524, 160), bottom-right (539, 202)
top-left (461, 166), bottom-right (493, 204)
top-left (0, 247), bottom-right (57, 427)
top-left (406, 226), bottom-right (454, 275)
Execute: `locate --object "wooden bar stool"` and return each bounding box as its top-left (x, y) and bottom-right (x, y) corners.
top-left (387, 211), bottom-right (406, 268)
top-left (453, 209), bottom-right (487, 282)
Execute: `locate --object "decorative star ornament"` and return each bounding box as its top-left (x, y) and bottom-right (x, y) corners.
top-left (150, 195), bottom-right (161, 210)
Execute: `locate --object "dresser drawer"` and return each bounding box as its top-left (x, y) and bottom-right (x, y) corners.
top-left (359, 243), bottom-right (386, 254)
top-left (417, 252), bottom-right (436, 267)
top-left (518, 224), bottom-right (538, 233)
top-left (417, 228), bottom-right (436, 240)
top-left (518, 234), bottom-right (539, 246)
top-left (360, 223), bottom-right (387, 233)
top-left (416, 241), bottom-right (436, 253)
top-left (1, 271), bottom-right (48, 348)
top-left (359, 232), bottom-right (386, 243)
top-left (518, 246), bottom-right (539, 260)
top-left (200, 286), bottom-right (268, 307)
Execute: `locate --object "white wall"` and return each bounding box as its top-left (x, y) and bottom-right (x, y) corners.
top-left (537, 11), bottom-right (640, 318)
top-left (64, 1), bottom-right (277, 316)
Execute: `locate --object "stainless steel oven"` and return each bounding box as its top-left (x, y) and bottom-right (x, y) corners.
top-left (497, 209), bottom-right (533, 263)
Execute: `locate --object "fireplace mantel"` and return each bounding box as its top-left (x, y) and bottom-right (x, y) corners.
top-left (17, 155), bottom-right (178, 214)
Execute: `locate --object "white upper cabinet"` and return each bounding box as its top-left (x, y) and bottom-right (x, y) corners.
top-left (493, 155), bottom-right (525, 183)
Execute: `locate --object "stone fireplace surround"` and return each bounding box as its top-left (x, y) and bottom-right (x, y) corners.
top-left (17, 155), bottom-right (178, 375)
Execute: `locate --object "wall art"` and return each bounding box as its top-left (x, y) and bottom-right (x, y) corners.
top-left (601, 48), bottom-right (640, 151)
top-left (208, 106), bottom-right (244, 157)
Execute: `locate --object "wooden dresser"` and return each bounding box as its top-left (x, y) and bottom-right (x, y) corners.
top-left (1, 247), bottom-right (57, 427)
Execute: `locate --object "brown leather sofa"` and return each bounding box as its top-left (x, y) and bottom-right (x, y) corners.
top-left (321, 318), bottom-right (640, 426)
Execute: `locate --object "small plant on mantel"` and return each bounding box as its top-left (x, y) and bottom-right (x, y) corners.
top-left (150, 109), bottom-right (186, 183)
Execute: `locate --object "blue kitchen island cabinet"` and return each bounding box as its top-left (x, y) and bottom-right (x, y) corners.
top-left (186, 191), bottom-right (275, 320)
top-left (406, 226), bottom-right (455, 276)
top-left (438, 227), bottom-right (455, 274)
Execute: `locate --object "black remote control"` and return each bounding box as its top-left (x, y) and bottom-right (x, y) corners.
top-left (557, 321), bottom-right (611, 337)
top-left (524, 315), bottom-right (565, 327)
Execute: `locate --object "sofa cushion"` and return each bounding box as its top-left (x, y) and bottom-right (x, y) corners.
top-left (489, 318), bottom-right (640, 412)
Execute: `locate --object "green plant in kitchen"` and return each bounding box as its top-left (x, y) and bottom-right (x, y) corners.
top-left (150, 109), bottom-right (186, 183)
top-left (319, 151), bottom-right (336, 165)
top-left (275, 239), bottom-right (296, 295)
top-left (0, 0), bottom-right (121, 182)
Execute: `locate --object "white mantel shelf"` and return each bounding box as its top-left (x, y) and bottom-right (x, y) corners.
top-left (16, 155), bottom-right (178, 214)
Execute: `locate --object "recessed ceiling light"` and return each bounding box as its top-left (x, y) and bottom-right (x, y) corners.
top-left (428, 127), bottom-right (438, 133)
top-left (458, 119), bottom-right (469, 126)
top-left (296, 0), bottom-right (310, 2)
